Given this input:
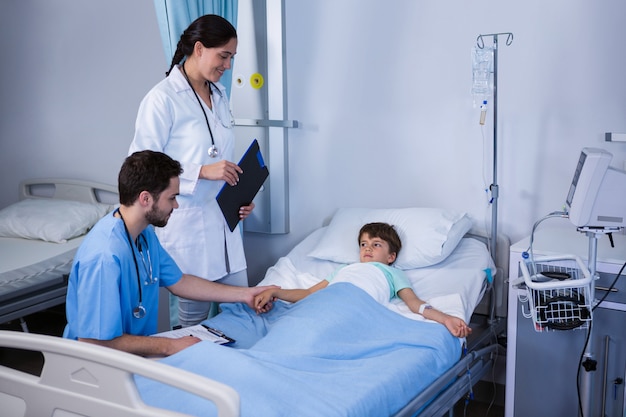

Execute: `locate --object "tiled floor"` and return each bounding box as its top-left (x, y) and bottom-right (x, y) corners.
top-left (0, 306), bottom-right (504, 416)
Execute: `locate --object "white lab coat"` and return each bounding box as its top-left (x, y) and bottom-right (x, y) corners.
top-left (130, 66), bottom-right (246, 281)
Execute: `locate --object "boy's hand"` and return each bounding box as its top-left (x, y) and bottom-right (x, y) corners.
top-left (254, 289), bottom-right (276, 314)
top-left (243, 285), bottom-right (279, 311)
top-left (443, 315), bottom-right (472, 338)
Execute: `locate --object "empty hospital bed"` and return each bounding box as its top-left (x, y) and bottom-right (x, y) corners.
top-left (0, 207), bottom-right (508, 417)
top-left (0, 179), bottom-right (116, 330)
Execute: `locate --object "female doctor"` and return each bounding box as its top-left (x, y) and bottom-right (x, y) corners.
top-left (129, 15), bottom-right (253, 327)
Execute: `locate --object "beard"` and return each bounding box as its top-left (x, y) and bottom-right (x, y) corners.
top-left (145, 203), bottom-right (170, 228)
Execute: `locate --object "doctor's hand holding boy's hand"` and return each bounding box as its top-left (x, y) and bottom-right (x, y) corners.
top-left (243, 285), bottom-right (280, 313)
top-left (254, 288), bottom-right (278, 314)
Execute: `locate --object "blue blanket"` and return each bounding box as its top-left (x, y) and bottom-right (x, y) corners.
top-left (136, 283), bottom-right (460, 417)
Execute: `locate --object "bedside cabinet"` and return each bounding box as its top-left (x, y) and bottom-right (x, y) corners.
top-left (505, 227), bottom-right (626, 417)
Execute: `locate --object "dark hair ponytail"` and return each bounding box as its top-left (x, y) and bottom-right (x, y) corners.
top-left (165, 14), bottom-right (237, 77)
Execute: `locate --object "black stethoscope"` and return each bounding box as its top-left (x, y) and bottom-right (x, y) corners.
top-left (116, 209), bottom-right (157, 319)
top-left (181, 62), bottom-right (219, 158)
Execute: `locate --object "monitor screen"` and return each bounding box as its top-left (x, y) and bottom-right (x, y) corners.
top-left (565, 151), bottom-right (586, 208)
top-left (566, 148), bottom-right (626, 228)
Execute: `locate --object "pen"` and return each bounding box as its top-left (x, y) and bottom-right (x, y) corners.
top-left (201, 324), bottom-right (235, 344)
top-left (202, 324), bottom-right (224, 337)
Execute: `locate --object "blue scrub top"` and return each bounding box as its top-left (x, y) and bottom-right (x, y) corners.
top-left (64, 212), bottom-right (182, 340)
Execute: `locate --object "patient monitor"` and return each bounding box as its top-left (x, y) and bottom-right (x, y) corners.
top-left (566, 147), bottom-right (626, 228)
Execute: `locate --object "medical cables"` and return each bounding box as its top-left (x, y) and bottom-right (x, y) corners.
top-left (522, 210), bottom-right (570, 275)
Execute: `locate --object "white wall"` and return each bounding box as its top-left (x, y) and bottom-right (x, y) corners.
top-left (0, 1), bottom-right (165, 202)
top-left (1, 1), bottom-right (625, 283)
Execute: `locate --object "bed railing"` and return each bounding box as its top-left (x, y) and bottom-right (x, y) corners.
top-left (19, 178), bottom-right (118, 205)
top-left (394, 344), bottom-right (499, 417)
top-left (0, 330), bottom-right (239, 417)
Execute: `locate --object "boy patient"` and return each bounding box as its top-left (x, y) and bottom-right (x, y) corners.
top-left (254, 222), bottom-right (472, 338)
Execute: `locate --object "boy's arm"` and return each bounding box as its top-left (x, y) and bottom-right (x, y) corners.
top-left (397, 288), bottom-right (472, 338)
top-left (254, 280), bottom-right (329, 313)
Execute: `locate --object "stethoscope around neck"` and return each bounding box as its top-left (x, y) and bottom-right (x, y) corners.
top-left (181, 62), bottom-right (219, 158)
top-left (116, 209), bottom-right (156, 319)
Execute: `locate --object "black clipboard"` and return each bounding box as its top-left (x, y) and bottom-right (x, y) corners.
top-left (216, 139), bottom-right (269, 232)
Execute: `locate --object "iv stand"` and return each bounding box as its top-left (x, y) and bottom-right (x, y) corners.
top-left (476, 32), bottom-right (513, 322)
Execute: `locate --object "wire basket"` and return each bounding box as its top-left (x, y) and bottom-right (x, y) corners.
top-left (518, 255), bottom-right (593, 332)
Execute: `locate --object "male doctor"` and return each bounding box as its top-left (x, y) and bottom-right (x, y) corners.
top-left (63, 150), bottom-right (276, 357)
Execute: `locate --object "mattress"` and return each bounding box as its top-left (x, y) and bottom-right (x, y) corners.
top-left (0, 236), bottom-right (82, 306)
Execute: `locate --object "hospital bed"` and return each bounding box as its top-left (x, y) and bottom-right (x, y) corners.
top-left (0, 179), bottom-right (116, 330)
top-left (0, 207), bottom-right (508, 417)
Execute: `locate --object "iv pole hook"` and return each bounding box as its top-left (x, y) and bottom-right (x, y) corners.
top-left (476, 32), bottom-right (514, 49)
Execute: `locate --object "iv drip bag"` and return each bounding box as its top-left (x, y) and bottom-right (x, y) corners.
top-left (471, 46), bottom-right (494, 97)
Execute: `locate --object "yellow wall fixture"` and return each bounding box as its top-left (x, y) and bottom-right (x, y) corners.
top-left (250, 73), bottom-right (264, 89)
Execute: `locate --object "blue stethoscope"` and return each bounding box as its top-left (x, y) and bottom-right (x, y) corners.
top-left (116, 209), bottom-right (157, 319)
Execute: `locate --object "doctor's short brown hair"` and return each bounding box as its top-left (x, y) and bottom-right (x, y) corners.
top-left (118, 150), bottom-right (183, 205)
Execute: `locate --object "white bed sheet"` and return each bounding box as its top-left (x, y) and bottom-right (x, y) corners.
top-left (0, 236), bottom-right (82, 302)
top-left (257, 227), bottom-right (495, 324)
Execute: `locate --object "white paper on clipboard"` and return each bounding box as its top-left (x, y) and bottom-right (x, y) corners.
top-left (153, 324), bottom-right (235, 345)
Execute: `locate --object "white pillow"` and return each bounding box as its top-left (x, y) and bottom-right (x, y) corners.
top-left (0, 199), bottom-right (112, 243)
top-left (307, 207), bottom-right (472, 269)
